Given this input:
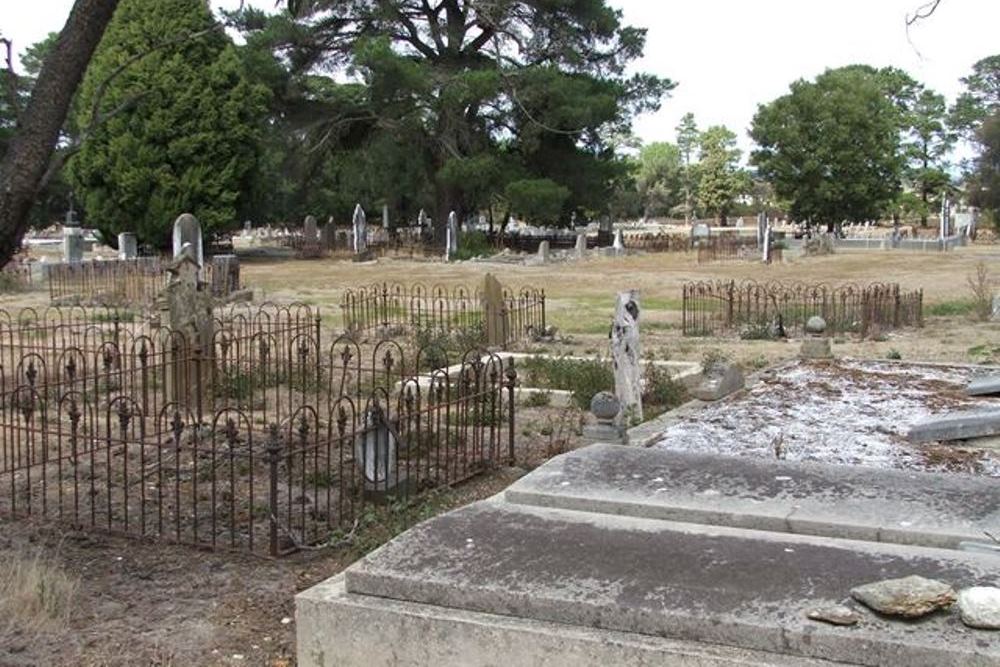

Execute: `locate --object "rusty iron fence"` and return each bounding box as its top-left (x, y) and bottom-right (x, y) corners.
top-left (695, 236), bottom-right (769, 264)
top-left (341, 282), bottom-right (546, 347)
top-left (623, 234), bottom-right (692, 253)
top-left (682, 280), bottom-right (923, 337)
top-left (44, 257), bottom-right (239, 305)
top-left (0, 303), bottom-right (518, 557)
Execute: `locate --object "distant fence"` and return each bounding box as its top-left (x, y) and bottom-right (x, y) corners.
top-left (695, 236), bottom-right (774, 264)
top-left (44, 257), bottom-right (240, 305)
top-left (0, 302), bottom-right (519, 557)
top-left (341, 282), bottom-right (546, 347)
top-left (682, 280), bottom-right (923, 337)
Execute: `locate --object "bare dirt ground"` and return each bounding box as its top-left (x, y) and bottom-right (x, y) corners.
top-left (2, 243), bottom-right (999, 665)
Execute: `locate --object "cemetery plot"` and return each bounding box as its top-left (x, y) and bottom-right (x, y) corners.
top-left (0, 303), bottom-right (518, 557)
top-left (654, 359), bottom-right (1000, 477)
top-left (340, 281), bottom-right (546, 348)
top-left (682, 279), bottom-right (924, 337)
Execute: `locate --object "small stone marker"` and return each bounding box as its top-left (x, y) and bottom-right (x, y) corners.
top-left (355, 404), bottom-right (397, 485)
top-left (800, 315), bottom-right (833, 359)
top-left (382, 204), bottom-right (390, 230)
top-left (692, 362), bottom-right (744, 401)
top-left (850, 575), bottom-right (956, 619)
top-left (303, 215), bottom-right (318, 242)
top-left (62, 205), bottom-right (83, 263)
top-left (958, 587), bottom-right (1000, 630)
top-left (172, 213), bottom-right (204, 268)
top-left (352, 204), bottom-right (368, 254)
top-left (537, 240), bottom-right (550, 263)
top-left (575, 232), bottom-right (587, 258)
top-left (482, 273), bottom-right (506, 346)
top-left (611, 290), bottom-right (642, 425)
top-left (612, 229), bottom-right (624, 254)
top-left (117, 232), bottom-right (138, 260)
top-left (210, 254), bottom-right (240, 297)
top-left (582, 391), bottom-right (626, 445)
top-left (691, 223), bottom-right (710, 241)
top-left (447, 211), bottom-right (459, 256)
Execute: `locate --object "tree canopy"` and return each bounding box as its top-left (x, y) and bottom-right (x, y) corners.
top-left (66, 0), bottom-right (268, 248)
top-left (750, 66), bottom-right (904, 229)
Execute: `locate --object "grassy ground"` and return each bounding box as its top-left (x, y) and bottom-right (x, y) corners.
top-left (1, 243), bottom-right (999, 664)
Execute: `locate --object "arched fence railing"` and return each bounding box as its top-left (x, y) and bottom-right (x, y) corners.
top-left (0, 303), bottom-right (519, 557)
top-left (341, 282), bottom-right (546, 347)
top-left (682, 280), bottom-right (923, 338)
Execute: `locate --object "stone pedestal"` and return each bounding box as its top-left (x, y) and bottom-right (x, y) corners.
top-left (63, 227), bottom-right (84, 263)
top-left (159, 247), bottom-right (214, 411)
top-left (210, 254), bottom-right (240, 297)
top-left (800, 337), bottom-right (833, 360)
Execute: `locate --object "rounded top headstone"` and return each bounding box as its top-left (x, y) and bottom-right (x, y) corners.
top-left (590, 391), bottom-right (620, 420)
top-left (805, 315), bottom-right (827, 334)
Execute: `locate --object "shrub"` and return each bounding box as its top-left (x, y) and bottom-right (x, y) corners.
top-left (886, 348), bottom-right (902, 360)
top-left (521, 356), bottom-right (614, 409)
top-left (451, 231), bottom-right (495, 261)
top-left (643, 363), bottom-right (687, 409)
top-left (967, 262), bottom-right (993, 322)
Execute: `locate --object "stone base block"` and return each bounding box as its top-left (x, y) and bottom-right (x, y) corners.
top-left (581, 423), bottom-right (625, 445)
top-left (296, 574), bottom-right (829, 667)
top-left (800, 337), bottom-right (833, 360)
top-left (362, 471), bottom-right (415, 504)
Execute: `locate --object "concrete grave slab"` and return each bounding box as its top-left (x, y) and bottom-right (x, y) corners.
top-left (908, 408), bottom-right (1000, 443)
top-left (343, 500), bottom-right (1000, 666)
top-left (504, 444), bottom-right (1000, 550)
top-left (968, 376), bottom-right (1000, 397)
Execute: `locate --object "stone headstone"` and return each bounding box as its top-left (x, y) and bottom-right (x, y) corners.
top-left (303, 215), bottom-right (318, 242)
top-left (63, 227), bottom-right (84, 263)
top-left (355, 404), bottom-right (397, 485)
top-left (482, 273), bottom-right (506, 346)
top-left (447, 211), bottom-right (459, 254)
top-left (612, 230), bottom-right (625, 254)
top-left (352, 204), bottom-right (368, 254)
top-left (692, 363), bottom-right (744, 401)
top-left (320, 221), bottom-right (334, 249)
top-left (159, 243), bottom-right (214, 409)
top-left (611, 290), bottom-right (642, 425)
top-left (575, 232), bottom-right (587, 258)
top-left (382, 204), bottom-right (390, 230)
top-left (210, 254), bottom-right (240, 297)
top-left (762, 223), bottom-right (773, 264)
top-left (691, 223), bottom-right (710, 241)
top-left (117, 232), bottom-right (138, 260)
top-left (172, 213), bottom-right (203, 268)
top-left (537, 240), bottom-right (550, 263)
top-left (940, 197), bottom-right (951, 239)
top-left (757, 212), bottom-right (767, 247)
top-left (418, 208), bottom-right (429, 229)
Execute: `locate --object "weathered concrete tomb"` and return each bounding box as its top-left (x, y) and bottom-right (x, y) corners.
top-left (298, 441), bottom-right (1000, 666)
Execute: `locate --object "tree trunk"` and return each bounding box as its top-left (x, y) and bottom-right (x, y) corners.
top-left (0, 0), bottom-right (119, 267)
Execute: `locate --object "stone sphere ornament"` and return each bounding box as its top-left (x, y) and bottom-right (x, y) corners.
top-left (590, 391), bottom-right (621, 421)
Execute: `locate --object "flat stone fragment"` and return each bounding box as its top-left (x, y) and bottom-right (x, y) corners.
top-left (692, 364), bottom-right (744, 401)
top-left (967, 375), bottom-right (1000, 397)
top-left (850, 575), bottom-right (956, 618)
top-left (806, 605), bottom-right (861, 626)
top-left (907, 408), bottom-right (1000, 444)
top-left (959, 587), bottom-right (1000, 630)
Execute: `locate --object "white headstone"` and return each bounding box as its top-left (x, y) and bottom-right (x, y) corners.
top-left (355, 406), bottom-right (396, 484)
top-left (418, 208), bottom-right (429, 229)
top-left (537, 240), bottom-right (550, 263)
top-left (447, 211), bottom-right (459, 254)
top-left (575, 232), bottom-right (587, 258)
top-left (172, 213), bottom-right (203, 267)
top-left (612, 229), bottom-right (625, 252)
top-left (756, 212), bottom-right (767, 247)
top-left (445, 227), bottom-right (453, 262)
top-left (762, 223), bottom-right (773, 264)
top-left (382, 204), bottom-right (390, 230)
top-left (611, 290), bottom-right (642, 426)
top-left (352, 204), bottom-right (368, 254)
top-left (117, 232), bottom-right (138, 260)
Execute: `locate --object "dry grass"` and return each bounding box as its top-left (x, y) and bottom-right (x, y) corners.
top-left (0, 547), bottom-right (79, 636)
top-left (966, 261), bottom-right (994, 322)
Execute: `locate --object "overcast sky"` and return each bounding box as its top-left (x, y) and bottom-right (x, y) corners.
top-left (4, 0), bottom-right (998, 159)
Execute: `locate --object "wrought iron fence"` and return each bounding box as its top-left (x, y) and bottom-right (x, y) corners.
top-left (43, 257), bottom-right (240, 305)
top-left (682, 280), bottom-right (923, 337)
top-left (0, 303), bottom-right (518, 557)
top-left (695, 236), bottom-right (766, 263)
top-left (623, 234), bottom-right (692, 253)
top-left (341, 282), bottom-right (546, 347)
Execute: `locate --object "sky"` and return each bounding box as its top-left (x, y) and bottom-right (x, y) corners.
top-left (3, 0), bottom-right (998, 159)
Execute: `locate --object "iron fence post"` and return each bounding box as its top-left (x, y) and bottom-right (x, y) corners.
top-left (267, 423), bottom-right (281, 557)
top-left (505, 359), bottom-right (517, 465)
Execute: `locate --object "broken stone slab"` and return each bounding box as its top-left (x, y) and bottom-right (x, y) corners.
top-left (966, 375), bottom-right (1000, 397)
top-left (806, 605), bottom-right (861, 626)
top-left (907, 408), bottom-right (1000, 444)
top-left (959, 587), bottom-right (1000, 630)
top-left (691, 363), bottom-right (744, 401)
top-left (504, 444), bottom-right (1000, 550)
top-left (343, 500), bottom-right (1000, 666)
top-left (850, 575), bottom-right (956, 619)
